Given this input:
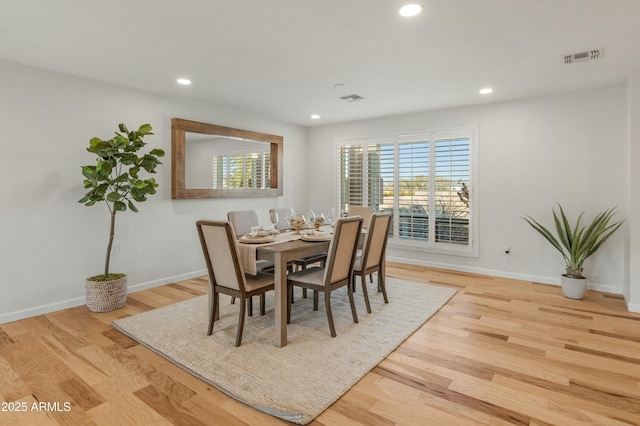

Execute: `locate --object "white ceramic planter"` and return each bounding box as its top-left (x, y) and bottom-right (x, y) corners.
top-left (560, 274), bottom-right (587, 300)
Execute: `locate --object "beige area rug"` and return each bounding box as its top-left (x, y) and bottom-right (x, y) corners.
top-left (112, 278), bottom-right (456, 424)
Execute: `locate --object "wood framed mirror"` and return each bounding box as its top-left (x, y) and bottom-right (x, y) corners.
top-left (171, 118), bottom-right (283, 199)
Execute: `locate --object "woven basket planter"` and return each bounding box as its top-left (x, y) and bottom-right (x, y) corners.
top-left (86, 274), bottom-right (127, 312)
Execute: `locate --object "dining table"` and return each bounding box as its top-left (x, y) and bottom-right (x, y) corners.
top-left (238, 230), bottom-right (331, 347)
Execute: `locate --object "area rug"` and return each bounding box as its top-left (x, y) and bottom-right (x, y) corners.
top-left (112, 278), bottom-right (456, 424)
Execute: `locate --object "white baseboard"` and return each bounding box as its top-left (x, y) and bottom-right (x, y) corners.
top-left (126, 270), bottom-right (207, 294)
top-left (386, 255), bottom-right (624, 296)
top-left (0, 269), bottom-right (207, 325)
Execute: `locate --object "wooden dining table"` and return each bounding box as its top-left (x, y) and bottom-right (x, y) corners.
top-left (255, 237), bottom-right (330, 347)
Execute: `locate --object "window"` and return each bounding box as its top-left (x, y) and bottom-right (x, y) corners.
top-left (337, 128), bottom-right (476, 255)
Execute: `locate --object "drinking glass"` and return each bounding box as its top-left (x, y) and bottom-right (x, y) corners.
top-left (305, 210), bottom-right (315, 231)
top-left (289, 211), bottom-right (306, 234)
top-left (314, 210), bottom-right (325, 231)
top-left (269, 210), bottom-right (279, 232)
top-left (325, 208), bottom-right (336, 228)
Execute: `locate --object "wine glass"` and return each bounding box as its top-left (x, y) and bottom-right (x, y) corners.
top-left (304, 210), bottom-right (315, 233)
top-left (285, 208), bottom-right (296, 231)
top-left (325, 208), bottom-right (335, 228)
top-left (289, 210), bottom-right (305, 234)
top-left (314, 210), bottom-right (325, 231)
top-left (269, 210), bottom-right (279, 233)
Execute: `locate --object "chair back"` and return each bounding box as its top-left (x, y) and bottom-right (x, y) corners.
top-left (227, 210), bottom-right (259, 237)
top-left (323, 216), bottom-right (363, 286)
top-left (361, 213), bottom-right (392, 270)
top-left (196, 220), bottom-right (247, 294)
top-left (269, 208), bottom-right (293, 230)
top-left (347, 205), bottom-right (375, 229)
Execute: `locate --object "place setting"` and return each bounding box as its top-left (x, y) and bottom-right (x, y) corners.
top-left (238, 226), bottom-right (278, 244)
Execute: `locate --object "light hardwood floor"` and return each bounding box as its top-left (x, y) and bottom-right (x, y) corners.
top-left (2, 263), bottom-right (640, 425)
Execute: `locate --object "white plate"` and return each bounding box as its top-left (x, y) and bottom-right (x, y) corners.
top-left (301, 234), bottom-right (332, 242)
top-left (239, 235), bottom-right (276, 244)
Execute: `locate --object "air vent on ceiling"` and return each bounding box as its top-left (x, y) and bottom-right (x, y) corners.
top-left (339, 93), bottom-right (365, 102)
top-left (563, 48), bottom-right (603, 64)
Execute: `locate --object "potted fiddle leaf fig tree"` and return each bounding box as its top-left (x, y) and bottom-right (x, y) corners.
top-left (79, 123), bottom-right (165, 312)
top-left (523, 204), bottom-right (624, 300)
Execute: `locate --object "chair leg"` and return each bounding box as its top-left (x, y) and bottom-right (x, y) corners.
top-left (260, 293), bottom-right (266, 315)
top-left (287, 285), bottom-right (293, 324)
top-left (231, 296), bottom-right (236, 304)
top-left (379, 273), bottom-right (389, 304)
top-left (324, 290), bottom-right (337, 337)
top-left (348, 283), bottom-right (359, 324)
top-left (361, 274), bottom-right (372, 314)
top-left (214, 292), bottom-right (220, 321)
top-left (313, 290), bottom-right (319, 311)
top-left (208, 291), bottom-right (218, 335)
top-left (235, 297), bottom-right (246, 347)
top-left (369, 273), bottom-right (374, 283)
top-left (302, 264), bottom-right (307, 298)
top-left (248, 296), bottom-right (253, 317)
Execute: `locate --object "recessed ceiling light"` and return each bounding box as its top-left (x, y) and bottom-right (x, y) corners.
top-left (479, 88), bottom-right (493, 95)
top-left (310, 114), bottom-right (321, 120)
top-left (177, 78), bottom-right (192, 85)
top-left (399, 4), bottom-right (422, 17)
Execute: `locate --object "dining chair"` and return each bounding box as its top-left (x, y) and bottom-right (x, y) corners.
top-left (227, 210), bottom-right (274, 310)
top-left (286, 216), bottom-right (363, 337)
top-left (196, 220), bottom-right (274, 347)
top-left (352, 213), bottom-right (392, 313)
top-left (227, 210), bottom-right (260, 237)
top-left (347, 205), bottom-right (375, 230)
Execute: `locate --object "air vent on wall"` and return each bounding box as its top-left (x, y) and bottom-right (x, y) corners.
top-left (563, 48), bottom-right (603, 64)
top-left (338, 93), bottom-right (365, 102)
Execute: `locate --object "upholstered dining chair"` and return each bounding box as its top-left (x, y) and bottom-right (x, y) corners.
top-left (196, 220), bottom-right (274, 347)
top-left (227, 210), bottom-right (274, 310)
top-left (227, 209), bottom-right (274, 272)
top-left (286, 216), bottom-right (363, 337)
top-left (352, 213), bottom-right (392, 313)
top-left (227, 210), bottom-right (260, 237)
top-left (347, 205), bottom-right (375, 230)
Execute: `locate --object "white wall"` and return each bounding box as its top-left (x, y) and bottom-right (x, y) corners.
top-left (628, 69), bottom-right (640, 309)
top-left (0, 58), bottom-right (632, 322)
top-left (0, 60), bottom-right (309, 323)
top-left (308, 87), bottom-right (629, 294)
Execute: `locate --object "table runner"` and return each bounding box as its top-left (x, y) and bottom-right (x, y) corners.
top-left (238, 231), bottom-right (301, 275)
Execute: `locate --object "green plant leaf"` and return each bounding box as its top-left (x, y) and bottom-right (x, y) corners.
top-left (106, 192), bottom-right (121, 202)
top-left (80, 122), bottom-right (162, 276)
top-left (523, 204), bottom-right (624, 278)
top-left (138, 123), bottom-right (153, 135)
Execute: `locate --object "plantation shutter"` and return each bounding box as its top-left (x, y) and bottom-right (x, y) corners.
top-left (434, 137), bottom-right (470, 245)
top-left (397, 141), bottom-right (430, 240)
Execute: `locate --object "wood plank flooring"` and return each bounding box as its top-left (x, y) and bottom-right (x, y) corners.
top-left (2, 263), bottom-right (640, 425)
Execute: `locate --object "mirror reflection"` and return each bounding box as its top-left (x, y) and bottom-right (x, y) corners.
top-left (185, 134), bottom-right (271, 189)
top-left (172, 118), bottom-right (283, 199)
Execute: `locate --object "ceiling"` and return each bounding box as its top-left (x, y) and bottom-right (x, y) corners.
top-left (2, 0), bottom-right (640, 127)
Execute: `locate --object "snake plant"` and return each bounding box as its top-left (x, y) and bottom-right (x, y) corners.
top-left (523, 204), bottom-right (624, 279)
